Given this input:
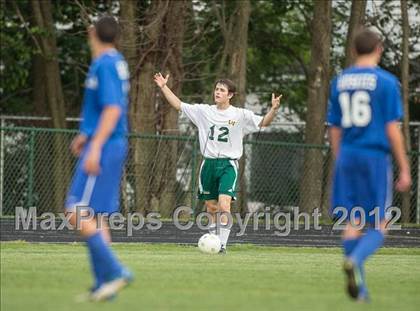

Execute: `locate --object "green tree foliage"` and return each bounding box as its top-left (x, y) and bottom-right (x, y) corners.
top-left (0, 0), bottom-right (33, 113)
top-left (248, 0), bottom-right (312, 118)
top-left (1, 0), bottom-right (419, 121)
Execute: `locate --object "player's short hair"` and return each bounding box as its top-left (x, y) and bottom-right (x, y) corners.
top-left (94, 16), bottom-right (119, 44)
top-left (214, 79), bottom-right (236, 97)
top-left (353, 29), bottom-right (382, 56)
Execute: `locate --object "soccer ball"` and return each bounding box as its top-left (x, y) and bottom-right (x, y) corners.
top-left (198, 233), bottom-right (221, 254)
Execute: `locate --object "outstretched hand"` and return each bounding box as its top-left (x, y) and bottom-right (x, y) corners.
top-left (153, 72), bottom-right (169, 88)
top-left (271, 93), bottom-right (282, 110)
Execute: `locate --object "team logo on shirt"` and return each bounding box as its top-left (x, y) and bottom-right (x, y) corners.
top-left (228, 120), bottom-right (237, 126)
top-left (85, 76), bottom-right (98, 89)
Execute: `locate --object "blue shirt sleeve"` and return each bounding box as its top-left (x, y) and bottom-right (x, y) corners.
top-left (382, 78), bottom-right (403, 123)
top-left (327, 78), bottom-right (341, 127)
top-left (97, 60), bottom-right (122, 108)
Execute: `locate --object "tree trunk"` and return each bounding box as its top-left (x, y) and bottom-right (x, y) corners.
top-left (122, 0), bottom-right (186, 216)
top-left (344, 0), bottom-right (367, 67)
top-left (227, 0), bottom-right (251, 107)
top-left (31, 0), bottom-right (66, 129)
top-left (153, 0), bottom-right (187, 217)
top-left (215, 0), bottom-right (251, 215)
top-left (321, 0), bottom-right (367, 218)
top-left (123, 0), bottom-right (165, 214)
top-left (32, 54), bottom-right (47, 116)
top-left (120, 0), bottom-right (138, 104)
top-left (119, 0), bottom-right (139, 215)
top-left (400, 0), bottom-right (411, 223)
top-left (299, 0), bottom-right (332, 214)
top-left (31, 0), bottom-right (69, 213)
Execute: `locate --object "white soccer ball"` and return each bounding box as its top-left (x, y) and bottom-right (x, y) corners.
top-left (198, 233), bottom-right (221, 254)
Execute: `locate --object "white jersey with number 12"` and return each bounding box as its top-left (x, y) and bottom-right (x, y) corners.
top-left (180, 102), bottom-right (263, 159)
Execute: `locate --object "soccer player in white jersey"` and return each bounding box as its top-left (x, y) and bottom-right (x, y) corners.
top-left (154, 73), bottom-right (281, 253)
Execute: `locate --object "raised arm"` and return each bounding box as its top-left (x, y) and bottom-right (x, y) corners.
top-left (387, 122), bottom-right (411, 192)
top-left (259, 93), bottom-right (282, 127)
top-left (154, 73), bottom-right (181, 111)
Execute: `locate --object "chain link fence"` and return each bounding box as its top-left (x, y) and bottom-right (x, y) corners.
top-left (1, 125), bottom-right (419, 223)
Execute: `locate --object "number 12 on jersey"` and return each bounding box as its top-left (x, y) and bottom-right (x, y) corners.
top-left (209, 125), bottom-right (229, 142)
top-left (339, 90), bottom-right (372, 128)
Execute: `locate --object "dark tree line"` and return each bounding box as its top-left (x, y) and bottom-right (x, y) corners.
top-left (1, 0), bottom-right (419, 217)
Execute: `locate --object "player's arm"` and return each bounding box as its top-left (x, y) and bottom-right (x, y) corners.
top-left (84, 106), bottom-right (121, 175)
top-left (91, 106), bottom-right (121, 148)
top-left (326, 79), bottom-right (341, 158)
top-left (259, 93), bottom-right (282, 127)
top-left (153, 73), bottom-right (181, 111)
top-left (84, 60), bottom-right (123, 175)
top-left (70, 133), bottom-right (88, 157)
top-left (328, 126), bottom-right (342, 158)
top-left (387, 122), bottom-right (411, 192)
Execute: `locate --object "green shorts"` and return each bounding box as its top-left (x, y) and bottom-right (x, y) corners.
top-left (198, 158), bottom-right (239, 201)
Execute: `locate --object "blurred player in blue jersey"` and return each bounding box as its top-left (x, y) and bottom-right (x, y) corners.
top-left (327, 29), bottom-right (411, 302)
top-left (65, 16), bottom-right (132, 301)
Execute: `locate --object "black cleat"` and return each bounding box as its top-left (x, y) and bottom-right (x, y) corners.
top-left (219, 247), bottom-right (227, 255)
top-left (343, 259), bottom-right (362, 300)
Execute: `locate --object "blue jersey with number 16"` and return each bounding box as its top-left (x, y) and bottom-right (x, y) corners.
top-left (327, 66), bottom-right (403, 154)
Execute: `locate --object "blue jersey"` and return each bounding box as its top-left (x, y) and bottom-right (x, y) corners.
top-left (66, 49), bottom-right (129, 214)
top-left (80, 49), bottom-right (130, 139)
top-left (327, 66), bottom-right (403, 153)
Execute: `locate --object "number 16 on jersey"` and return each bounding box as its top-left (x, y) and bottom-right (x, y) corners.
top-left (339, 90), bottom-right (372, 128)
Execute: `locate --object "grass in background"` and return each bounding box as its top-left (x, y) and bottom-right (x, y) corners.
top-left (1, 242), bottom-right (420, 311)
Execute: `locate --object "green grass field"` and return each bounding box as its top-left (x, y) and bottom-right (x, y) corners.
top-left (1, 242), bottom-right (420, 311)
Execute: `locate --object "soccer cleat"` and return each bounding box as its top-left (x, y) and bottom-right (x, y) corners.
top-left (343, 259), bottom-right (363, 299)
top-left (91, 284), bottom-right (117, 301)
top-left (219, 247), bottom-right (227, 255)
top-left (357, 282), bottom-right (370, 303)
top-left (356, 294), bottom-right (371, 304)
top-left (75, 284), bottom-right (117, 303)
top-left (90, 268), bottom-right (134, 302)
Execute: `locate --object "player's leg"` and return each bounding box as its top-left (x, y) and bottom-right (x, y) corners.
top-left (205, 200), bottom-right (218, 234)
top-left (217, 194), bottom-right (232, 252)
top-left (66, 209), bottom-right (107, 291)
top-left (66, 207), bottom-right (127, 300)
top-left (348, 156), bottom-right (390, 267)
top-left (331, 150), bottom-right (360, 257)
top-left (331, 150), bottom-right (367, 300)
top-left (98, 214), bottom-right (111, 244)
top-left (198, 159), bottom-right (219, 225)
top-left (86, 140), bottom-right (133, 301)
top-left (342, 219), bottom-right (365, 300)
top-left (348, 219), bottom-right (387, 278)
top-left (66, 162), bottom-right (109, 292)
top-left (344, 153), bottom-right (391, 301)
top-left (216, 159), bottom-right (238, 252)
top-left (65, 140), bottom-right (131, 301)
top-left (343, 219), bottom-right (362, 256)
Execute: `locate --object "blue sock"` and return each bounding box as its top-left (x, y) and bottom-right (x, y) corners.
top-left (86, 232), bottom-right (123, 283)
top-left (358, 265), bottom-right (369, 298)
top-left (350, 229), bottom-right (384, 266)
top-left (342, 238), bottom-right (359, 257)
top-left (87, 242), bottom-right (104, 289)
